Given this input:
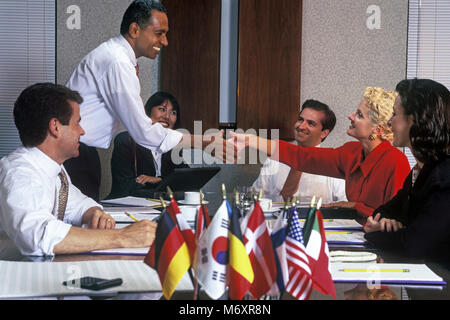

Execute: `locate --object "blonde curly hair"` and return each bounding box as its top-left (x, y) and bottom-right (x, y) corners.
top-left (363, 87), bottom-right (398, 141)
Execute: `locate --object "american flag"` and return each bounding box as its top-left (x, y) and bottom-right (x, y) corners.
top-left (285, 209), bottom-right (313, 300)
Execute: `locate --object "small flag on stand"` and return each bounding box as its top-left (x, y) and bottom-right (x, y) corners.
top-left (166, 187), bottom-right (196, 262)
top-left (195, 190), bottom-right (211, 240)
top-left (285, 205), bottom-right (312, 300)
top-left (193, 186), bottom-right (230, 300)
top-left (144, 200), bottom-right (191, 300)
top-left (303, 198), bottom-right (336, 298)
top-left (227, 185), bottom-right (254, 300)
top-left (242, 194), bottom-right (277, 299)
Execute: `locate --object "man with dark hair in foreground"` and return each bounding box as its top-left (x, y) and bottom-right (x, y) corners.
top-left (0, 83), bottom-right (156, 257)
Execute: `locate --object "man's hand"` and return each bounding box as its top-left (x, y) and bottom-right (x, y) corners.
top-left (203, 129), bottom-right (238, 163)
top-left (82, 207), bottom-right (116, 230)
top-left (118, 220), bottom-right (157, 248)
top-left (136, 175), bottom-right (162, 185)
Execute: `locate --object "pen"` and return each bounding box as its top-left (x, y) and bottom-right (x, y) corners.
top-left (124, 212), bottom-right (140, 222)
top-left (339, 268), bottom-right (410, 273)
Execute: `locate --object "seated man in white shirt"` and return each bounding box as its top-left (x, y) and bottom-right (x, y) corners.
top-left (0, 83), bottom-right (156, 257)
top-left (64, 0), bottom-right (233, 201)
top-left (252, 99), bottom-right (347, 204)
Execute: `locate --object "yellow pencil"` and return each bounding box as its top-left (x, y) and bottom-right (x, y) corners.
top-left (124, 212), bottom-right (140, 222)
top-left (300, 219), bottom-right (334, 222)
top-left (326, 231), bottom-right (352, 235)
top-left (339, 269), bottom-right (410, 273)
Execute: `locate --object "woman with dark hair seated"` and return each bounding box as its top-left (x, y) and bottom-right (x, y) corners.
top-left (107, 92), bottom-right (187, 199)
top-left (364, 78), bottom-right (450, 262)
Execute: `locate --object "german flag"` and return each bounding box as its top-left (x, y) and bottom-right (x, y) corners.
top-left (144, 211), bottom-right (190, 299)
top-left (227, 202), bottom-right (254, 300)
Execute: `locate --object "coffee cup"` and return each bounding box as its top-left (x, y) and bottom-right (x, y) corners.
top-left (259, 198), bottom-right (272, 211)
top-left (184, 191), bottom-right (201, 205)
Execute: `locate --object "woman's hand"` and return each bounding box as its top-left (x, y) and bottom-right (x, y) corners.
top-left (135, 175), bottom-right (162, 185)
top-left (364, 213), bottom-right (404, 233)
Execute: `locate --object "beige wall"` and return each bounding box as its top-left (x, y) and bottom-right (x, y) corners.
top-left (56, 0), bottom-right (408, 202)
top-left (301, 0), bottom-right (408, 147)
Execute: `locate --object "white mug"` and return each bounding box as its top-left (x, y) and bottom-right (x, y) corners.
top-left (259, 198), bottom-right (272, 211)
top-left (184, 191), bottom-right (201, 205)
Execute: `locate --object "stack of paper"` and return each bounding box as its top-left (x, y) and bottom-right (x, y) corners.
top-left (331, 263), bottom-right (446, 286)
top-left (325, 230), bottom-right (367, 246)
top-left (101, 196), bottom-right (167, 207)
top-left (300, 219), bottom-right (364, 230)
top-left (0, 260), bottom-right (193, 298)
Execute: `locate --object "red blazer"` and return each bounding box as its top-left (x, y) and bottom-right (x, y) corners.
top-left (274, 140), bottom-right (411, 217)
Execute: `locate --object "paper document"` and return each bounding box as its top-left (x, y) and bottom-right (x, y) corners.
top-left (88, 247), bottom-right (150, 256)
top-left (325, 230), bottom-right (367, 245)
top-left (331, 263), bottom-right (446, 285)
top-left (300, 219), bottom-right (363, 230)
top-left (0, 260), bottom-right (193, 298)
top-left (108, 212), bottom-right (160, 223)
top-left (101, 196), bottom-right (167, 207)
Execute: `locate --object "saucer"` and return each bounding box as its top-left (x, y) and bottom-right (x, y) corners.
top-left (178, 200), bottom-right (209, 205)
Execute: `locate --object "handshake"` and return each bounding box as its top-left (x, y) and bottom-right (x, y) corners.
top-left (194, 130), bottom-right (276, 164)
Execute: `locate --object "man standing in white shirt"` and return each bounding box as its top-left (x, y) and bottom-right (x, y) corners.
top-left (252, 100), bottom-right (347, 204)
top-left (0, 83), bottom-right (156, 257)
top-left (65, 0), bottom-right (231, 201)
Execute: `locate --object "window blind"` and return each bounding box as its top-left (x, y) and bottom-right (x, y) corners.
top-left (0, 0), bottom-right (55, 158)
top-left (405, 0), bottom-right (450, 168)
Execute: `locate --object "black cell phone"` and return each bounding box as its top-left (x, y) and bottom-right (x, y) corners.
top-left (63, 276), bottom-right (123, 291)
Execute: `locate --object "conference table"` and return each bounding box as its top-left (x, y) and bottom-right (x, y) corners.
top-left (1, 207), bottom-right (449, 301)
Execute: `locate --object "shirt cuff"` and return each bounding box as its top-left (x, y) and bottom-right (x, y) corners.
top-left (157, 129), bottom-right (183, 154)
top-left (39, 220), bottom-right (72, 256)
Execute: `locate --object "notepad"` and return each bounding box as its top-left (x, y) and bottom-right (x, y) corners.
top-left (0, 260), bottom-right (193, 298)
top-left (300, 219), bottom-right (364, 230)
top-left (88, 247), bottom-right (150, 256)
top-left (325, 230), bottom-right (367, 245)
top-left (101, 196), bottom-right (167, 207)
top-left (331, 263), bottom-right (446, 286)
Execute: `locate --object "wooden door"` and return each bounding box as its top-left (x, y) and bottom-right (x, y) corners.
top-left (161, 0), bottom-right (221, 133)
top-left (237, 0), bottom-right (302, 140)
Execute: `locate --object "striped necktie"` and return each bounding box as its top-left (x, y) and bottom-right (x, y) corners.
top-left (57, 170), bottom-right (69, 221)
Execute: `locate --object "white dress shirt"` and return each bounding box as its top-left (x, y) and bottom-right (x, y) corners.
top-left (66, 35), bottom-right (182, 152)
top-left (0, 147), bottom-right (100, 256)
top-left (252, 143), bottom-right (347, 204)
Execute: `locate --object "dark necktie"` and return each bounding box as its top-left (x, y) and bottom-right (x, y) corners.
top-left (279, 168), bottom-right (302, 202)
top-left (57, 170), bottom-right (69, 221)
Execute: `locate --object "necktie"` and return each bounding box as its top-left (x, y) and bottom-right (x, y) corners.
top-left (279, 168), bottom-right (302, 202)
top-left (57, 170), bottom-right (69, 221)
top-left (135, 63), bottom-right (140, 78)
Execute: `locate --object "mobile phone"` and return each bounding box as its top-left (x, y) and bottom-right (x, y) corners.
top-left (63, 276), bottom-right (123, 291)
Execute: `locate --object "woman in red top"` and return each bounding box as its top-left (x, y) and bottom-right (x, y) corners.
top-left (231, 87), bottom-right (411, 217)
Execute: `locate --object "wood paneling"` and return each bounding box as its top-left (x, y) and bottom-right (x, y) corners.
top-left (161, 0), bottom-right (221, 133)
top-left (237, 0), bottom-right (302, 140)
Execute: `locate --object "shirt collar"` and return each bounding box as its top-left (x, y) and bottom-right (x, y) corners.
top-left (115, 35), bottom-right (138, 67)
top-left (29, 147), bottom-right (63, 178)
top-left (358, 141), bottom-right (392, 177)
